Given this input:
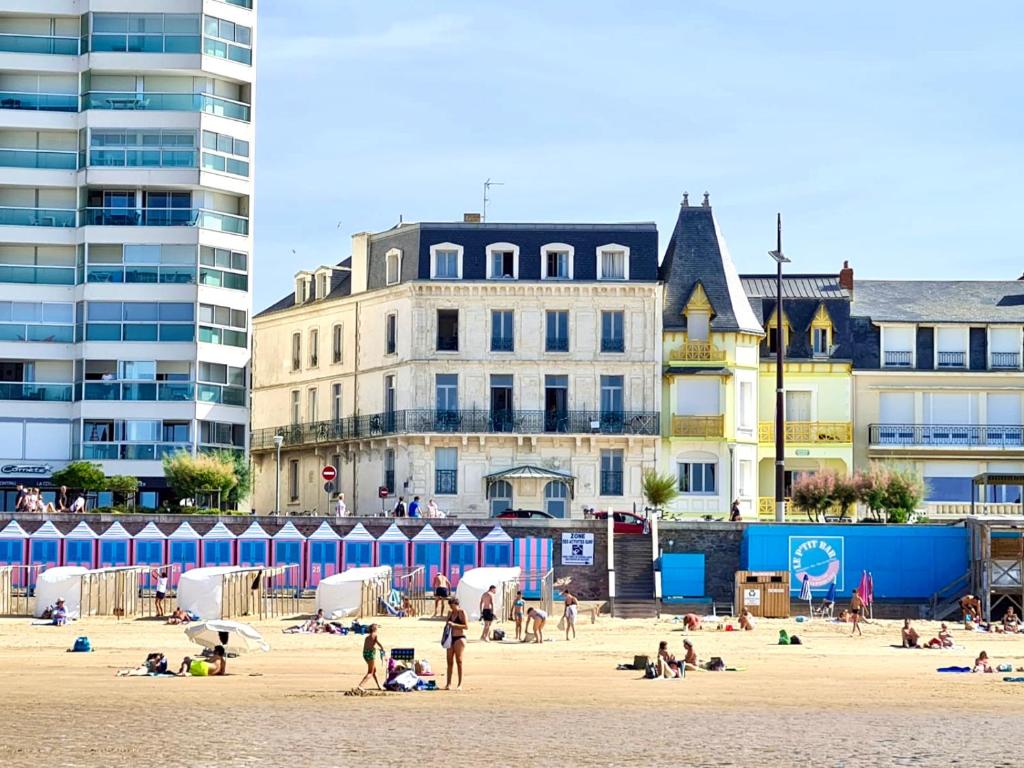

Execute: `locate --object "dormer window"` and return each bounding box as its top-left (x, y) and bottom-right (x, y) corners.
top-left (810, 303), bottom-right (834, 358)
top-left (294, 274), bottom-right (311, 304)
top-left (385, 248), bottom-right (402, 286)
top-left (989, 326), bottom-right (1022, 370)
top-left (688, 312), bottom-right (710, 342)
top-left (487, 242), bottom-right (519, 279)
top-left (881, 325), bottom-right (915, 367)
top-left (541, 243), bottom-right (574, 280)
top-left (597, 244), bottom-right (629, 280)
top-left (935, 326), bottom-right (967, 369)
top-left (317, 272), bottom-right (330, 300)
top-left (430, 242), bottom-right (463, 280)
top-left (766, 308), bottom-right (791, 355)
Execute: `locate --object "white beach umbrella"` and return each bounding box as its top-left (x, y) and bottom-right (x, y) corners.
top-left (184, 619), bottom-right (269, 654)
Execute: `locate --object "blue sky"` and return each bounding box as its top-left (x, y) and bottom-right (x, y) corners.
top-left (253, 1), bottom-right (1024, 309)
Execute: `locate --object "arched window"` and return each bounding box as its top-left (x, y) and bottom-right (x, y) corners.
top-left (544, 481), bottom-right (570, 518)
top-left (488, 480), bottom-right (512, 517)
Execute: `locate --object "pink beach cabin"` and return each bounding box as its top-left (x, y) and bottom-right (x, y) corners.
top-left (515, 536), bottom-right (553, 599)
top-left (343, 523), bottom-right (375, 570)
top-left (0, 520), bottom-right (29, 585)
top-left (376, 523), bottom-right (410, 587)
top-left (62, 521), bottom-right (98, 568)
top-left (412, 524), bottom-right (444, 587)
top-left (167, 522), bottom-right (201, 584)
top-left (481, 526), bottom-right (514, 567)
top-left (29, 520), bottom-right (62, 572)
top-left (201, 522), bottom-right (236, 566)
top-left (132, 522), bottom-right (167, 569)
top-left (237, 521), bottom-right (270, 568)
top-left (98, 521), bottom-right (131, 567)
top-left (306, 521), bottom-right (340, 588)
top-left (272, 521), bottom-right (306, 589)
top-left (444, 524), bottom-right (479, 587)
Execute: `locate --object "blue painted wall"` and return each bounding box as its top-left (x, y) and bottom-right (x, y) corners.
top-left (742, 524), bottom-right (968, 599)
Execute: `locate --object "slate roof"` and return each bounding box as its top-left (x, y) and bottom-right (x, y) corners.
top-left (741, 275), bottom-right (849, 299)
top-left (255, 259), bottom-right (352, 318)
top-left (851, 280), bottom-right (1024, 323)
top-left (660, 204), bottom-right (762, 334)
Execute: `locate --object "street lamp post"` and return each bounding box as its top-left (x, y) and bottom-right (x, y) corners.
top-left (273, 434), bottom-right (284, 515)
top-left (769, 213), bottom-right (790, 523)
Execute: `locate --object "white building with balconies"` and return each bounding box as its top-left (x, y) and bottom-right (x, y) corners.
top-left (0, 0), bottom-right (255, 510)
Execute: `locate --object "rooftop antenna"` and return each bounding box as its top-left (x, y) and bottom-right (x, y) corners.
top-left (483, 178), bottom-right (503, 222)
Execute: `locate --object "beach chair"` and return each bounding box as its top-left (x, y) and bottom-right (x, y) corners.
top-left (814, 599), bottom-right (834, 619)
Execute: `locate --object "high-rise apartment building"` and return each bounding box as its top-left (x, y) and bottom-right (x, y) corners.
top-left (0, 1), bottom-right (255, 510)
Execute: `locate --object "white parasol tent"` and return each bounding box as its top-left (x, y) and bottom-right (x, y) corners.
top-left (176, 566), bottom-right (245, 619)
top-left (315, 566), bottom-right (391, 618)
top-left (33, 566), bottom-right (88, 618)
top-left (185, 619), bottom-right (269, 654)
top-left (455, 566), bottom-right (521, 621)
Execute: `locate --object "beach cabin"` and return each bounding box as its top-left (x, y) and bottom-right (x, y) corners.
top-left (201, 522), bottom-right (236, 566)
top-left (98, 521), bottom-right (131, 567)
top-left (167, 522), bottom-right (202, 585)
top-left (306, 521), bottom-right (340, 588)
top-left (480, 526), bottom-right (514, 567)
top-left (237, 521), bottom-right (270, 567)
top-left (272, 521), bottom-right (305, 589)
top-left (514, 536), bottom-right (553, 599)
top-left (343, 523), bottom-right (375, 570)
top-left (62, 521), bottom-right (98, 568)
top-left (132, 522), bottom-right (167, 568)
top-left (0, 521), bottom-right (29, 586)
top-left (412, 524), bottom-right (444, 587)
top-left (376, 523), bottom-right (410, 588)
top-left (28, 520), bottom-right (62, 573)
top-left (445, 525), bottom-right (479, 586)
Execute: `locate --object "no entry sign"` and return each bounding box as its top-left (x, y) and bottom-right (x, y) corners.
top-left (321, 465), bottom-right (337, 482)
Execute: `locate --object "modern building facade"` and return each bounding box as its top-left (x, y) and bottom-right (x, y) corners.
top-left (251, 218), bottom-right (662, 517)
top-left (0, 1), bottom-right (255, 510)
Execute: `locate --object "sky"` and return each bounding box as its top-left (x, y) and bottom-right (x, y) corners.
top-left (253, 1), bottom-right (1024, 310)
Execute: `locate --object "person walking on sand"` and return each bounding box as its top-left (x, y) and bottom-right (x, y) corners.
top-left (445, 598), bottom-right (468, 690)
top-left (850, 588), bottom-right (864, 636)
top-left (152, 568), bottom-right (170, 617)
top-left (432, 572), bottom-right (451, 617)
top-left (525, 607), bottom-right (547, 644)
top-left (479, 585), bottom-right (497, 641)
top-left (512, 590), bottom-right (526, 640)
top-left (358, 624), bottom-right (385, 690)
top-left (563, 589), bottom-right (578, 640)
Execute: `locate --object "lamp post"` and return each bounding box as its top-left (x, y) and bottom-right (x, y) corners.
top-left (273, 434), bottom-right (284, 515)
top-left (769, 213), bottom-right (790, 523)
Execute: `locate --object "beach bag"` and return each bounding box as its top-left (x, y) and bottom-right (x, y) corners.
top-left (790, 635), bottom-right (802, 645)
top-left (440, 624), bottom-right (453, 649)
top-left (557, 616), bottom-right (566, 631)
top-left (706, 656), bottom-right (726, 671)
top-left (778, 630), bottom-right (790, 646)
top-left (644, 662), bottom-right (658, 679)
top-left (71, 637), bottom-right (92, 653)
top-left (633, 654), bottom-right (649, 670)
top-left (492, 629), bottom-right (505, 641)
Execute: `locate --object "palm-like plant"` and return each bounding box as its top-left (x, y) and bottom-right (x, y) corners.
top-left (642, 469), bottom-right (680, 513)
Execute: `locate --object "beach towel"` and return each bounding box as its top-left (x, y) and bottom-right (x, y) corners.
top-left (1002, 677), bottom-right (1024, 683)
top-left (440, 624), bottom-right (452, 649)
top-left (937, 666), bottom-right (971, 673)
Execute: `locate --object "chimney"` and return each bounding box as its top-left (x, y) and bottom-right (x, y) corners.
top-left (702, 191), bottom-right (710, 207)
top-left (839, 260), bottom-right (854, 292)
top-left (463, 212), bottom-right (482, 223)
top-left (681, 192), bottom-right (689, 207)
top-left (350, 232), bottom-right (370, 295)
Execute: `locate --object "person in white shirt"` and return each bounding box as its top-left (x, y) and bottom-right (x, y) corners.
top-left (70, 494), bottom-right (86, 513)
top-left (334, 493), bottom-right (347, 518)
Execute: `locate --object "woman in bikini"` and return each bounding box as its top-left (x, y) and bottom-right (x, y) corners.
top-left (445, 597), bottom-right (468, 691)
top-left (512, 590), bottom-right (526, 641)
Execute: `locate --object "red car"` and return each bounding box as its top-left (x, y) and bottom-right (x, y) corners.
top-left (591, 510), bottom-right (646, 534)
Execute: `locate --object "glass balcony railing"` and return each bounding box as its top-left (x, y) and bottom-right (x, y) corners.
top-left (82, 91), bottom-right (250, 121)
top-left (0, 265), bottom-right (75, 285)
top-left (0, 324), bottom-right (74, 343)
top-left (197, 383), bottom-right (247, 406)
top-left (217, 0), bottom-right (254, 8)
top-left (0, 148), bottom-right (77, 170)
top-left (81, 207), bottom-right (248, 234)
top-left (0, 382), bottom-right (72, 401)
top-left (82, 442), bottom-right (189, 460)
top-left (90, 34), bottom-right (201, 54)
top-left (86, 265), bottom-right (196, 285)
top-left (0, 33), bottom-right (79, 55)
top-left (88, 148), bottom-right (196, 168)
top-left (197, 209), bottom-right (249, 235)
top-left (79, 381), bottom-right (196, 402)
top-left (0, 91), bottom-right (77, 112)
top-left (0, 207), bottom-right (76, 227)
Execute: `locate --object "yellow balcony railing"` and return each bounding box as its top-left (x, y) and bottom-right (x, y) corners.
top-left (671, 415), bottom-right (725, 438)
top-left (757, 497), bottom-right (843, 522)
top-left (668, 340), bottom-right (726, 362)
top-left (758, 421), bottom-right (852, 444)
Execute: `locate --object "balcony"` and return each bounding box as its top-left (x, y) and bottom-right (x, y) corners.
top-left (0, 33), bottom-right (79, 56)
top-left (601, 337), bottom-right (625, 353)
top-left (670, 415), bottom-right (725, 438)
top-left (198, 383), bottom-right (246, 406)
top-left (90, 34), bottom-right (201, 55)
top-left (434, 469), bottom-right (458, 495)
top-left (869, 423), bottom-right (1024, 449)
top-left (79, 382), bottom-right (196, 402)
top-left (0, 264), bottom-right (75, 285)
top-left (81, 442), bottom-right (189, 460)
top-left (546, 335), bottom-right (569, 352)
top-left (0, 207), bottom-right (75, 227)
top-left (0, 91), bottom-right (77, 112)
top-left (81, 207), bottom-right (249, 234)
top-left (669, 340), bottom-right (726, 363)
top-left (991, 352), bottom-right (1020, 370)
top-left (491, 336), bottom-right (514, 352)
top-left (600, 471), bottom-right (623, 496)
top-left (217, 0), bottom-right (254, 7)
top-left (0, 148), bottom-right (77, 170)
top-left (0, 382), bottom-right (72, 401)
top-left (251, 408), bottom-right (661, 450)
top-left (758, 421), bottom-right (853, 444)
top-left (937, 351), bottom-right (966, 369)
top-left (884, 350), bottom-right (913, 367)
top-left (88, 148), bottom-right (196, 169)
top-left (0, 324), bottom-right (73, 343)
top-left (82, 91), bottom-right (250, 122)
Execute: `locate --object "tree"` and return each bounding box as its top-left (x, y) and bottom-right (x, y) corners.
top-left (51, 461), bottom-right (105, 494)
top-left (162, 451), bottom-right (237, 508)
top-left (214, 450), bottom-right (252, 508)
top-left (832, 472), bottom-right (861, 520)
top-left (106, 475), bottom-right (140, 508)
top-left (642, 469), bottom-right (679, 512)
top-left (881, 465), bottom-right (926, 523)
top-left (791, 471), bottom-right (838, 522)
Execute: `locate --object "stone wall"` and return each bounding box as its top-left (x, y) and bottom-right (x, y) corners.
top-left (658, 521), bottom-right (744, 602)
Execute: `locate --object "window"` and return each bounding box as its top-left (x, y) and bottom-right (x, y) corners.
top-left (601, 311), bottom-right (625, 352)
top-left (199, 420), bottom-right (245, 448)
top-left (739, 381), bottom-right (753, 429)
top-left (597, 244), bottom-right (629, 280)
top-left (82, 301), bottom-right (193, 343)
top-left (332, 324), bottom-right (343, 363)
top-left (199, 246), bottom-right (248, 291)
top-left (687, 311), bottom-right (710, 342)
top-left (291, 333), bottom-right (301, 371)
top-left (739, 460), bottom-right (752, 497)
top-left (200, 129), bottom-right (250, 175)
top-left (90, 129), bottom-right (197, 170)
top-left (812, 327), bottom-right (830, 356)
top-left (541, 244), bottom-right (573, 280)
top-left (936, 327), bottom-right (967, 368)
top-left (203, 15), bottom-right (253, 64)
top-left (882, 326), bottom-right (915, 367)
top-left (600, 449), bottom-right (623, 496)
top-left (290, 390), bottom-right (300, 424)
top-left (309, 328), bottom-right (319, 367)
top-left (990, 327), bottom-right (1021, 370)
top-left (385, 313), bottom-right (397, 355)
top-left (785, 391), bottom-right (812, 423)
top-left (676, 379), bottom-right (719, 416)
top-left (91, 13), bottom-right (201, 54)
top-left (331, 383), bottom-right (342, 421)
top-left (488, 480), bottom-right (513, 517)
top-left (307, 388), bottom-right (318, 422)
top-left (385, 249), bottom-right (402, 286)
top-left (198, 303), bottom-right (246, 348)
top-left (430, 243), bottom-right (462, 279)
top-left (678, 462), bottom-right (716, 494)
top-left (546, 310), bottom-right (569, 352)
top-left (491, 310), bottom-right (514, 352)
top-left (437, 309), bottom-right (459, 351)
top-left (487, 243), bottom-right (519, 279)
top-left (435, 374), bottom-right (458, 413)
top-left (544, 481), bottom-right (569, 518)
top-left (600, 375), bottom-right (624, 420)
top-left (384, 448), bottom-right (395, 494)
top-left (288, 460), bottom-right (299, 502)
top-left (435, 447), bottom-right (458, 495)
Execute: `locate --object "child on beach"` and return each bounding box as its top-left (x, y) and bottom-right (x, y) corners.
top-left (512, 591), bottom-right (526, 640)
top-left (925, 623), bottom-right (953, 649)
top-left (974, 650), bottom-right (993, 673)
top-left (358, 624), bottom-right (385, 690)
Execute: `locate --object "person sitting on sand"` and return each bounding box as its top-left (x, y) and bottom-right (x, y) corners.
top-left (302, 609), bottom-right (327, 633)
top-left (1004, 607), bottom-right (1020, 633)
top-left (682, 639), bottom-right (699, 671)
top-left (657, 640), bottom-right (682, 678)
top-left (358, 624), bottom-right (385, 691)
top-left (837, 609), bottom-right (851, 623)
top-left (738, 609), bottom-right (755, 631)
top-left (166, 607), bottom-right (191, 625)
top-left (51, 598), bottom-right (68, 626)
top-left (178, 645), bottom-right (226, 677)
top-left (926, 623), bottom-right (954, 649)
top-left (901, 618), bottom-right (920, 648)
top-left (974, 650), bottom-right (993, 674)
top-left (960, 594), bottom-right (983, 622)
top-left (683, 613), bottom-right (701, 631)
top-left (525, 607), bottom-right (547, 644)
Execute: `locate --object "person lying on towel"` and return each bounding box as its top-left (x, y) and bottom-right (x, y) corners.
top-left (178, 645), bottom-right (226, 677)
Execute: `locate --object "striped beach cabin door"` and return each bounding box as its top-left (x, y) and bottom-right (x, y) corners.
top-left (515, 536), bottom-right (553, 599)
top-left (412, 524), bottom-right (444, 587)
top-left (237, 521), bottom-right (270, 567)
top-left (202, 522), bottom-right (236, 566)
top-left (0, 521), bottom-right (29, 586)
top-left (63, 521), bottom-right (97, 568)
top-left (29, 520), bottom-right (62, 574)
top-left (306, 521), bottom-right (340, 588)
top-left (272, 521), bottom-right (306, 588)
top-left (98, 521), bottom-right (131, 567)
top-left (343, 523), bottom-right (375, 569)
top-left (168, 522), bottom-right (201, 585)
top-left (377, 523), bottom-right (409, 588)
top-left (481, 526), bottom-right (514, 567)
top-left (445, 524), bottom-right (479, 587)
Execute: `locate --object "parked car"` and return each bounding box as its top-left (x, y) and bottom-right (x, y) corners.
top-left (496, 509), bottom-right (554, 520)
top-left (592, 510), bottom-right (646, 534)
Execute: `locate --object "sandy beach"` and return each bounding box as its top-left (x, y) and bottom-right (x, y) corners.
top-left (2, 607), bottom-right (1024, 768)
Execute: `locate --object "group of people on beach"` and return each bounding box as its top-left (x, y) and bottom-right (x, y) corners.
top-left (14, 484), bottom-right (84, 514)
